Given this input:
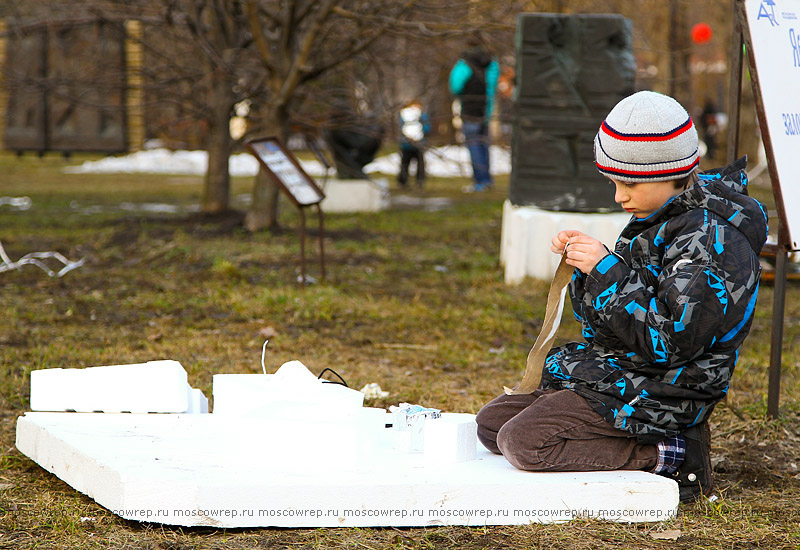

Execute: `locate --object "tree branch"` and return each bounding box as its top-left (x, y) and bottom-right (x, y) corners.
top-left (274, 0), bottom-right (338, 106)
top-left (302, 0), bottom-right (420, 82)
top-left (245, 0), bottom-right (277, 73)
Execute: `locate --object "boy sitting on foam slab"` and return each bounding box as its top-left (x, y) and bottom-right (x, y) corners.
top-left (476, 91), bottom-right (767, 503)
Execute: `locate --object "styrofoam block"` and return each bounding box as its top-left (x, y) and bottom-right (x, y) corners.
top-left (320, 178), bottom-right (389, 213)
top-left (16, 411), bottom-right (680, 527)
top-left (500, 201), bottom-right (630, 283)
top-left (212, 372), bottom-right (365, 418)
top-left (30, 360), bottom-right (190, 413)
top-left (186, 387), bottom-right (209, 414)
top-left (424, 413), bottom-right (477, 465)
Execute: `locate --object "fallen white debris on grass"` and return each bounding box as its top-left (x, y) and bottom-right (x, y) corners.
top-left (0, 240), bottom-right (84, 278)
top-left (0, 196), bottom-right (32, 210)
top-left (360, 382), bottom-right (390, 399)
top-left (1, 198), bottom-right (85, 277)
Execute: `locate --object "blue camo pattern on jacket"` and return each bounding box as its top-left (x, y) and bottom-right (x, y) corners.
top-left (540, 157), bottom-right (768, 443)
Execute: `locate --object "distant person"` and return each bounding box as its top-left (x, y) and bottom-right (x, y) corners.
top-left (449, 40), bottom-right (499, 192)
top-left (397, 99), bottom-right (430, 189)
top-left (699, 99), bottom-right (720, 162)
top-left (476, 91), bottom-right (768, 503)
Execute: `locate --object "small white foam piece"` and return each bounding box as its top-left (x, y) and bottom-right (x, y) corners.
top-left (30, 360), bottom-right (191, 413)
top-left (423, 413), bottom-right (478, 465)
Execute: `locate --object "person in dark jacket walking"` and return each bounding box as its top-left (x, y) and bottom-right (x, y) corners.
top-left (476, 91), bottom-right (768, 503)
top-left (449, 42), bottom-right (499, 192)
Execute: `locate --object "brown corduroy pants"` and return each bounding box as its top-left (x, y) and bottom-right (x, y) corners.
top-left (476, 389), bottom-right (658, 472)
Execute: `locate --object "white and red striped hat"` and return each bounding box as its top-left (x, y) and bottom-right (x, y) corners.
top-left (594, 91), bottom-right (699, 183)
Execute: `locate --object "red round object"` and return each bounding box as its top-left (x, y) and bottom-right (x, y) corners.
top-left (692, 22), bottom-right (713, 44)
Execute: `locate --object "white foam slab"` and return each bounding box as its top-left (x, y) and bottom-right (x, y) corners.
top-left (30, 360), bottom-right (195, 413)
top-left (500, 201), bottom-right (630, 283)
top-left (16, 412), bottom-right (678, 527)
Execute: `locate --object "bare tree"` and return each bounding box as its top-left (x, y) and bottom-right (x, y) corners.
top-left (153, 0), bottom-right (261, 214)
top-left (239, 0), bottom-right (422, 231)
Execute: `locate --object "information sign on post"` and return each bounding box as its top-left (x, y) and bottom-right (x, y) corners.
top-left (742, 0), bottom-right (800, 250)
top-left (730, 0), bottom-right (800, 417)
top-left (246, 137), bottom-right (326, 285)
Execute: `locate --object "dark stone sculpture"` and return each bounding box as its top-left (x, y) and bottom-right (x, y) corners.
top-left (324, 105), bottom-right (384, 180)
top-left (510, 14), bottom-right (635, 212)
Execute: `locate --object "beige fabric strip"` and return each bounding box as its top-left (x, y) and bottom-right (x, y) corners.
top-left (504, 253), bottom-right (574, 395)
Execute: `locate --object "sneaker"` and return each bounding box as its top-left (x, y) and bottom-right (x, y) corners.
top-left (461, 184), bottom-right (487, 193)
top-left (672, 422), bottom-right (713, 503)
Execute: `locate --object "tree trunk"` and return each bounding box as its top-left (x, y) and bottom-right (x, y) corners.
top-left (203, 72), bottom-right (234, 214)
top-left (244, 105), bottom-right (289, 232)
top-left (668, 0), bottom-right (692, 107)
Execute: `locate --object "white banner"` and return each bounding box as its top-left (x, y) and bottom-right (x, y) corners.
top-left (745, 0), bottom-right (800, 249)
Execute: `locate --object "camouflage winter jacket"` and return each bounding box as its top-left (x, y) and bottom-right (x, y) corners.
top-left (541, 158), bottom-right (768, 443)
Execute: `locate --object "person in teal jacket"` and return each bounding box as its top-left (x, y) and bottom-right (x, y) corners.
top-left (449, 42), bottom-right (500, 191)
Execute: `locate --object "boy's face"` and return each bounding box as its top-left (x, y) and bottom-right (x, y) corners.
top-left (610, 178), bottom-right (682, 219)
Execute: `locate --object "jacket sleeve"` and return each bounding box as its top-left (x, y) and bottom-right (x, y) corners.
top-left (580, 236), bottom-right (731, 365)
top-left (449, 60), bottom-right (472, 95)
top-left (568, 268), bottom-right (598, 343)
top-left (485, 60), bottom-right (500, 117)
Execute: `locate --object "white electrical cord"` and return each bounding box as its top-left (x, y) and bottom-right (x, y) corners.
top-left (261, 339), bottom-right (270, 375)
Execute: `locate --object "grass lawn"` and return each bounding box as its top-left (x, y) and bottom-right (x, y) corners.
top-left (1, 151), bottom-right (799, 549)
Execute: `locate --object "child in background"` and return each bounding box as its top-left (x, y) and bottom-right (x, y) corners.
top-left (397, 100), bottom-right (430, 189)
top-left (476, 91), bottom-right (768, 502)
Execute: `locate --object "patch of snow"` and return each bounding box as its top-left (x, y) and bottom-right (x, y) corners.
top-left (63, 146), bottom-right (512, 179)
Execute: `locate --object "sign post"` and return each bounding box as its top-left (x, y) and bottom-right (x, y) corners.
top-left (729, 0), bottom-right (800, 417)
top-left (246, 137), bottom-right (326, 286)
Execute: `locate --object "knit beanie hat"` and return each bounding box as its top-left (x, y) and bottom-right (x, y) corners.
top-left (594, 91), bottom-right (699, 183)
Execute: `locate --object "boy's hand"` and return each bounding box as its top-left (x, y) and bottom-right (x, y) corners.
top-left (551, 230), bottom-right (609, 275)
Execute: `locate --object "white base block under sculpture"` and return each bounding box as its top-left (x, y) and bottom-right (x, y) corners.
top-left (500, 200), bottom-right (631, 284)
top-left (319, 178), bottom-right (389, 213)
top-left (16, 411), bottom-right (679, 528)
